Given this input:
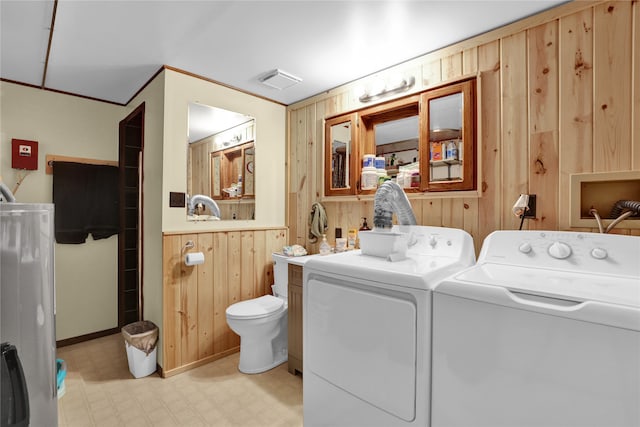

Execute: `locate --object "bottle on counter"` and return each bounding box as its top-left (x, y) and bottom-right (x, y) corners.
top-left (347, 228), bottom-right (358, 249)
top-left (319, 234), bottom-right (331, 255)
top-left (359, 217), bottom-right (371, 231)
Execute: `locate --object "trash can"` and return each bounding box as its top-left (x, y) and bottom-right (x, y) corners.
top-left (121, 320), bottom-right (158, 378)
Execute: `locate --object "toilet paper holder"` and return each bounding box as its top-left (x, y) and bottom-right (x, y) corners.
top-left (182, 240), bottom-right (205, 265)
top-left (184, 251), bottom-right (205, 266)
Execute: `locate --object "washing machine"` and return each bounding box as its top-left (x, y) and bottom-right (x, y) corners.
top-left (432, 230), bottom-right (640, 427)
top-left (303, 225), bottom-right (475, 427)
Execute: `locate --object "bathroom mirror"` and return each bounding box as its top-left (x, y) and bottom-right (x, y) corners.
top-left (375, 115), bottom-right (419, 171)
top-left (359, 95), bottom-right (420, 190)
top-left (428, 92), bottom-right (463, 182)
top-left (187, 102), bottom-right (256, 220)
top-left (324, 113), bottom-right (357, 196)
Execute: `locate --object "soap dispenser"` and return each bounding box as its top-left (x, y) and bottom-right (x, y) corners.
top-left (319, 234), bottom-right (331, 255)
top-left (359, 217), bottom-right (371, 231)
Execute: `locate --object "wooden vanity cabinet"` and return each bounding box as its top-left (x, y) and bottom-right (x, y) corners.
top-left (288, 263), bottom-right (304, 375)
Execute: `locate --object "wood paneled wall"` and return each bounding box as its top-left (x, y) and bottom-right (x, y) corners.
top-left (162, 227), bottom-right (287, 376)
top-left (287, 1), bottom-right (640, 256)
top-left (188, 139), bottom-right (210, 196)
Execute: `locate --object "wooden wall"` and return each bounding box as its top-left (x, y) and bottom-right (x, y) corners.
top-left (287, 1), bottom-right (640, 256)
top-left (188, 139), bottom-right (210, 196)
top-left (162, 227), bottom-right (287, 376)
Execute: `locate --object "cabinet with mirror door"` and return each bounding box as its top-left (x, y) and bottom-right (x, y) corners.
top-left (420, 79), bottom-right (476, 192)
top-left (324, 113), bottom-right (358, 196)
top-left (360, 95), bottom-right (420, 194)
top-left (210, 141), bottom-right (255, 200)
top-left (323, 77), bottom-right (476, 196)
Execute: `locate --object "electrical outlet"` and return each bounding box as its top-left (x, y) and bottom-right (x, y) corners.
top-left (524, 194), bottom-right (536, 218)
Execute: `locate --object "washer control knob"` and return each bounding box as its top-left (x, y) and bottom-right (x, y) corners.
top-left (518, 242), bottom-right (532, 254)
top-left (548, 241), bottom-right (572, 259)
top-left (591, 247), bottom-right (608, 260)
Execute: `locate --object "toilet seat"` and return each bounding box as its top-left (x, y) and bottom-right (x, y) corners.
top-left (226, 295), bottom-right (285, 320)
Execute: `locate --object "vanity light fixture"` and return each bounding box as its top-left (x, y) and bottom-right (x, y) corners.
top-left (359, 75), bottom-right (416, 103)
top-left (259, 69), bottom-right (302, 90)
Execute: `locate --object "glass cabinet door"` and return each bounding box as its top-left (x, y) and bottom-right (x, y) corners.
top-left (210, 152), bottom-right (222, 199)
top-left (324, 113), bottom-right (358, 196)
top-left (242, 144), bottom-right (255, 197)
top-left (420, 79), bottom-right (476, 192)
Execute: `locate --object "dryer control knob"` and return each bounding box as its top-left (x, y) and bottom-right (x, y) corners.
top-left (518, 242), bottom-right (532, 254)
top-left (591, 247), bottom-right (608, 260)
top-left (548, 241), bottom-right (572, 259)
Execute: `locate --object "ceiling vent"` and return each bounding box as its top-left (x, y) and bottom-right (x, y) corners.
top-left (259, 69), bottom-right (302, 90)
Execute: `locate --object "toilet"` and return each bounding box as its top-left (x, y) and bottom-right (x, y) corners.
top-left (225, 252), bottom-right (289, 374)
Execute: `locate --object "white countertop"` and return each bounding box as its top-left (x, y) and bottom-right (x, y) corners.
top-left (285, 254), bottom-right (316, 266)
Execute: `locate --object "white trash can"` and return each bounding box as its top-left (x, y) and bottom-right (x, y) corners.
top-left (121, 320), bottom-right (158, 378)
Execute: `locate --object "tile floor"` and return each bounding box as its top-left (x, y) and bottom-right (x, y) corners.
top-left (56, 334), bottom-right (303, 427)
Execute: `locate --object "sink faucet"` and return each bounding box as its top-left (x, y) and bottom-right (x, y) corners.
top-left (188, 194), bottom-right (221, 218)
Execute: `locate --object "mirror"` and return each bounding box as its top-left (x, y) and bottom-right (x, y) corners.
top-left (359, 96), bottom-right (419, 190)
top-left (187, 102), bottom-right (256, 220)
top-left (324, 113), bottom-right (357, 196)
top-left (330, 122), bottom-right (351, 189)
top-left (428, 92), bottom-right (463, 183)
top-left (375, 115), bottom-right (419, 182)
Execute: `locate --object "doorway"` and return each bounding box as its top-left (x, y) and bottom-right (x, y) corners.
top-left (118, 103), bottom-right (144, 327)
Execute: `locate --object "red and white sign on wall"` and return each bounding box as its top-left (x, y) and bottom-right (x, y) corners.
top-left (11, 139), bottom-right (38, 170)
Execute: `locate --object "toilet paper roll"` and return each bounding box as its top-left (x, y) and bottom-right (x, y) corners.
top-left (184, 252), bottom-right (205, 266)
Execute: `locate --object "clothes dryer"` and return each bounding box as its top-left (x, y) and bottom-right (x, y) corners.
top-left (432, 230), bottom-right (640, 427)
top-left (303, 225), bottom-right (475, 426)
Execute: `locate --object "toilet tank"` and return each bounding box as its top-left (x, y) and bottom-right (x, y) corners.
top-left (271, 252), bottom-right (289, 298)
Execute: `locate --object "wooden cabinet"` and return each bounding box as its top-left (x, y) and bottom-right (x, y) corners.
top-left (421, 79), bottom-right (476, 192)
top-left (323, 78), bottom-right (476, 196)
top-left (210, 141), bottom-right (255, 200)
top-left (287, 263), bottom-right (304, 375)
top-left (324, 114), bottom-right (358, 196)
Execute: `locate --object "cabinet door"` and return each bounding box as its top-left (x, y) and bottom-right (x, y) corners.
top-left (325, 113), bottom-right (358, 196)
top-left (420, 79), bottom-right (476, 192)
top-left (288, 264), bottom-right (304, 375)
top-left (242, 144), bottom-right (255, 197)
top-left (210, 152), bottom-right (222, 199)
top-left (288, 283), bottom-right (303, 375)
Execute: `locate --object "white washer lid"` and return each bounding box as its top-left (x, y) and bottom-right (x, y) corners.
top-left (226, 295), bottom-right (284, 320)
top-left (453, 263), bottom-right (640, 308)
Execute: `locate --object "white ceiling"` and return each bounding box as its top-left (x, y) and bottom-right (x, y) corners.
top-left (1, 0), bottom-right (567, 107)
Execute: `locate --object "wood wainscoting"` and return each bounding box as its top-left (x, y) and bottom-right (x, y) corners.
top-left (162, 227), bottom-right (287, 377)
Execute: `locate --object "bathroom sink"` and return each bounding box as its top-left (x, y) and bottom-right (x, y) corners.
top-left (187, 214), bottom-right (220, 221)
